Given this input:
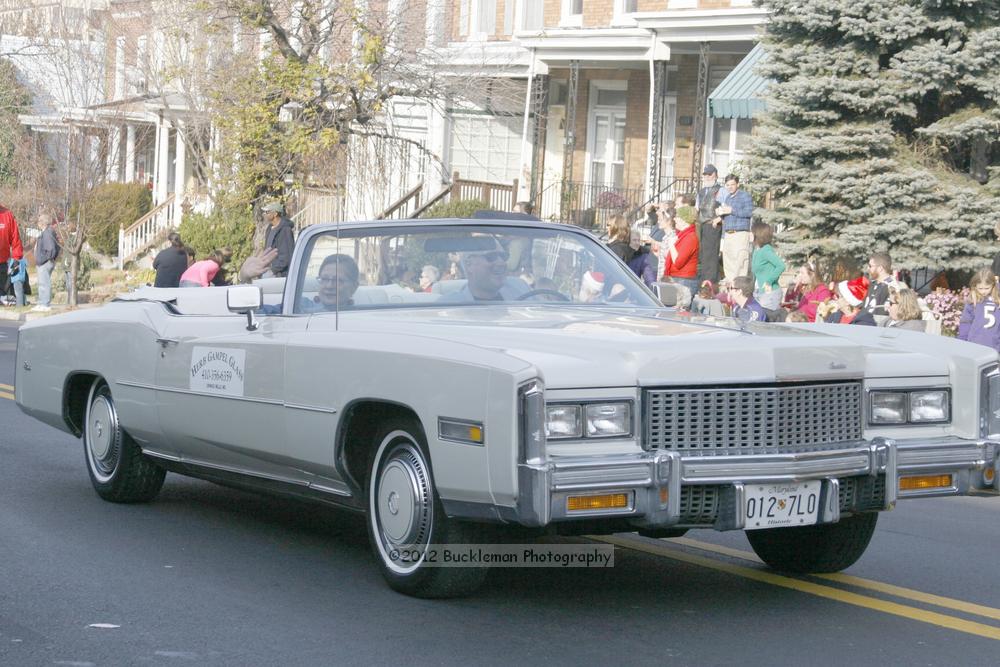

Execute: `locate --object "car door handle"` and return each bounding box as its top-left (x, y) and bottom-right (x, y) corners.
top-left (156, 337), bottom-right (179, 348)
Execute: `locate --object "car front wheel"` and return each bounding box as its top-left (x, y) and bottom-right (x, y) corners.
top-left (745, 512), bottom-right (878, 573)
top-left (365, 419), bottom-right (488, 598)
top-left (83, 379), bottom-right (165, 503)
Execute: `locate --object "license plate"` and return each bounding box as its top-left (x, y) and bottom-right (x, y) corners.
top-left (744, 481), bottom-right (820, 530)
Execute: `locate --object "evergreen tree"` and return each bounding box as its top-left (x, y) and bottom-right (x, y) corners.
top-left (747, 0), bottom-right (1000, 271)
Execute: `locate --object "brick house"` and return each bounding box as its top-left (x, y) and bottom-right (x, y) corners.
top-left (439, 1), bottom-right (768, 226)
top-left (7, 1), bottom-right (769, 260)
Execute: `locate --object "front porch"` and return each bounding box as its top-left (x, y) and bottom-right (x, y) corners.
top-left (513, 10), bottom-right (767, 222)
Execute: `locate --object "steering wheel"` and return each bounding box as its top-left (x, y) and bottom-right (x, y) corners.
top-left (607, 289), bottom-right (631, 303)
top-left (515, 289), bottom-right (571, 302)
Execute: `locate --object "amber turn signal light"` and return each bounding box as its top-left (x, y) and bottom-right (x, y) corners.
top-left (899, 474), bottom-right (953, 491)
top-left (567, 493), bottom-right (630, 512)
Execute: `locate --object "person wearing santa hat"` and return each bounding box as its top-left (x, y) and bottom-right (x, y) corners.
top-left (578, 270), bottom-right (605, 302)
top-left (825, 275), bottom-right (876, 325)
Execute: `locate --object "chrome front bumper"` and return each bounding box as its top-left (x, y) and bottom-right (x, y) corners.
top-left (510, 437), bottom-right (1000, 529)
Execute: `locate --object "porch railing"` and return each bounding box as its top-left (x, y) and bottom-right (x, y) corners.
top-left (448, 172), bottom-right (517, 212)
top-left (291, 187), bottom-right (345, 232)
top-left (626, 177), bottom-right (698, 222)
top-left (534, 181), bottom-right (645, 232)
top-left (377, 182), bottom-right (424, 220)
top-left (117, 193), bottom-right (176, 269)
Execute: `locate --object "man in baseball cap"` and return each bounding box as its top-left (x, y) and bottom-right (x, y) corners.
top-left (702, 164), bottom-right (718, 176)
top-left (262, 201), bottom-right (294, 277)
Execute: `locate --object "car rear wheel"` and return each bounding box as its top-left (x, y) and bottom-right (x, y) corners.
top-left (365, 419), bottom-right (488, 598)
top-left (84, 379), bottom-right (165, 503)
top-left (745, 512), bottom-right (878, 573)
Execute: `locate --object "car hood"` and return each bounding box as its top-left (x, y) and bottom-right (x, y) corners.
top-left (336, 306), bottom-right (949, 389)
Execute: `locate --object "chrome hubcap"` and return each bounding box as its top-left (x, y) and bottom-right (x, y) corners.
top-left (371, 438), bottom-right (432, 574)
top-left (86, 391), bottom-right (121, 482)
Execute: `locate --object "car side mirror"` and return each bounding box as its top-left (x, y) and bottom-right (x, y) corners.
top-left (227, 285), bottom-right (263, 331)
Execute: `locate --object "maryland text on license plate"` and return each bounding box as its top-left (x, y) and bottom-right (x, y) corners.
top-left (744, 481), bottom-right (820, 529)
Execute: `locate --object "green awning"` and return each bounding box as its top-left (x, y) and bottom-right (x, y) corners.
top-left (708, 43), bottom-right (770, 119)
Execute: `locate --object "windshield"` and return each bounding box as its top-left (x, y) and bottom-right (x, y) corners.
top-left (291, 223), bottom-right (660, 313)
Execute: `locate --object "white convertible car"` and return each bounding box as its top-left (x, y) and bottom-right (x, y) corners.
top-left (15, 218), bottom-right (1000, 597)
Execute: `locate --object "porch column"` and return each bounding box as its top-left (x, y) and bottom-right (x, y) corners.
top-left (172, 122), bottom-right (186, 223)
top-left (155, 117), bottom-right (171, 205)
top-left (106, 125), bottom-right (121, 181)
top-left (645, 37), bottom-right (671, 202)
top-left (424, 0), bottom-right (446, 47)
top-left (517, 54), bottom-right (548, 205)
top-left (425, 100), bottom-right (451, 188)
top-left (690, 42), bottom-right (711, 183)
top-left (559, 60), bottom-right (579, 223)
top-left (125, 124), bottom-right (136, 182)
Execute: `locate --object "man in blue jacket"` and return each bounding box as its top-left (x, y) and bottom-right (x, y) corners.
top-left (716, 174), bottom-right (754, 281)
top-left (33, 213), bottom-right (60, 312)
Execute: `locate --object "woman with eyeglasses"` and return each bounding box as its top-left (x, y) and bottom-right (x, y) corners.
top-left (881, 287), bottom-right (926, 332)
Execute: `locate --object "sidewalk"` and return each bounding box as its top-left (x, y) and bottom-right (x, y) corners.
top-left (0, 303), bottom-right (91, 323)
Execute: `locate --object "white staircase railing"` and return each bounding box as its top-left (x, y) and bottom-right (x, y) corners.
top-left (117, 193), bottom-right (176, 269)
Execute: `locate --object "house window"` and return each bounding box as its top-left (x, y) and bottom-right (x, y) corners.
top-left (616, 0), bottom-right (638, 17)
top-left (450, 112), bottom-right (523, 183)
top-left (587, 82), bottom-right (628, 189)
top-left (520, 0), bottom-right (544, 30)
top-left (503, 0), bottom-right (515, 34)
top-left (708, 117), bottom-right (754, 177)
top-left (561, 0), bottom-right (583, 27)
top-left (461, 0), bottom-right (497, 37)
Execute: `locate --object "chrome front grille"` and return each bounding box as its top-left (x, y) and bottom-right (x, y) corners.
top-left (644, 381), bottom-right (863, 453)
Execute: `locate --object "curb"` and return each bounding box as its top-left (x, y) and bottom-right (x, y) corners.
top-left (0, 306), bottom-right (83, 323)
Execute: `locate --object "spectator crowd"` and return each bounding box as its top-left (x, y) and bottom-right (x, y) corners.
top-left (602, 165), bottom-right (1000, 356)
top-left (3, 186), bottom-right (999, 359)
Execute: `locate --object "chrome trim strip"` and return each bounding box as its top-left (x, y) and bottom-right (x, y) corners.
top-left (141, 448), bottom-right (181, 462)
top-left (142, 450), bottom-right (311, 486)
top-left (681, 448), bottom-right (874, 483)
top-left (117, 380), bottom-right (336, 413)
top-left (308, 481), bottom-right (352, 497)
top-left (285, 402), bottom-right (338, 414)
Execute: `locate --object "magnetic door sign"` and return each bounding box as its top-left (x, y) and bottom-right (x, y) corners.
top-left (190, 347), bottom-right (246, 397)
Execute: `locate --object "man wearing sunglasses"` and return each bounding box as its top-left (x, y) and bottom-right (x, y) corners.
top-left (443, 239), bottom-right (530, 303)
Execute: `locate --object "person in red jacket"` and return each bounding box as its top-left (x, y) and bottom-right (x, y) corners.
top-left (0, 204), bottom-right (25, 301)
top-left (662, 205), bottom-right (699, 309)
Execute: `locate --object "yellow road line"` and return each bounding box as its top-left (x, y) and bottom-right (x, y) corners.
top-left (670, 536), bottom-right (1000, 622)
top-left (0, 390), bottom-right (13, 401)
top-left (0, 382), bottom-right (13, 391)
top-left (597, 535), bottom-right (1000, 642)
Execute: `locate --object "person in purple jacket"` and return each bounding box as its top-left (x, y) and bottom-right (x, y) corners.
top-left (730, 275), bottom-right (768, 323)
top-left (958, 268), bottom-right (1000, 352)
top-left (626, 230), bottom-right (656, 287)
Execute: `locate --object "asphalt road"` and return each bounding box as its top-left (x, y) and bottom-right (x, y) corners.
top-left (1, 319), bottom-right (998, 666)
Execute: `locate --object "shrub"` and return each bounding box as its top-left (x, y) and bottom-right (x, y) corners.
top-left (178, 207), bottom-right (255, 268)
top-left (923, 288), bottom-right (967, 337)
top-left (421, 198), bottom-right (492, 219)
top-left (53, 250), bottom-right (99, 294)
top-left (70, 183), bottom-right (152, 256)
